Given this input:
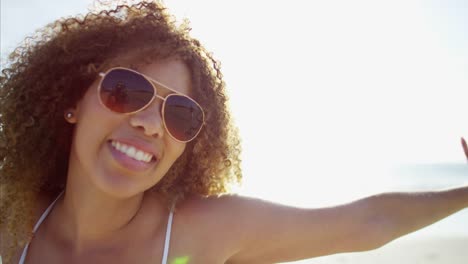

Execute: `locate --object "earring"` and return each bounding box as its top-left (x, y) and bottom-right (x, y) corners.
top-left (65, 112), bottom-right (73, 119)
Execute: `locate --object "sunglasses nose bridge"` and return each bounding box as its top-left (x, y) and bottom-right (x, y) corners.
top-left (129, 99), bottom-right (166, 138)
top-left (154, 93), bottom-right (166, 102)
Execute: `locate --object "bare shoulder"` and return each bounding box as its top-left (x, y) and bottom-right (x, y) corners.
top-left (175, 194), bottom-right (296, 245)
top-left (173, 194), bottom-right (362, 263)
top-left (177, 193), bottom-right (278, 220)
top-left (1, 191), bottom-right (55, 263)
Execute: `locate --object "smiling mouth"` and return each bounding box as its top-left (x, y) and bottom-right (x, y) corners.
top-left (109, 140), bottom-right (157, 163)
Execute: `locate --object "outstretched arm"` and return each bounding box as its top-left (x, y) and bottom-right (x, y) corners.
top-left (224, 186), bottom-right (468, 263)
top-left (354, 186), bottom-right (468, 241)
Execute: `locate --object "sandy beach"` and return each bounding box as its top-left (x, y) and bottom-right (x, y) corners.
top-left (282, 236), bottom-right (468, 264)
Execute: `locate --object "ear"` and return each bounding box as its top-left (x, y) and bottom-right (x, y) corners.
top-left (64, 108), bottom-right (77, 124)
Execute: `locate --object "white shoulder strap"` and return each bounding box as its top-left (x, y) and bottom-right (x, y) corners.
top-left (33, 192), bottom-right (64, 232)
top-left (18, 192), bottom-right (173, 264)
top-left (161, 202), bottom-right (176, 264)
top-left (18, 243), bottom-right (30, 264)
top-left (18, 191), bottom-right (64, 264)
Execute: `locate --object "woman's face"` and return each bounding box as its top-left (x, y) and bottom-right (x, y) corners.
top-left (68, 58), bottom-right (192, 198)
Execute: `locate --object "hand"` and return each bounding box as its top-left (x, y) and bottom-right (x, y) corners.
top-left (462, 137), bottom-right (468, 161)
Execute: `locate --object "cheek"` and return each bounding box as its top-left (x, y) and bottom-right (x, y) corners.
top-left (173, 138), bottom-right (187, 158)
top-left (167, 141), bottom-right (186, 163)
top-left (73, 91), bottom-right (116, 154)
top-left (175, 145), bottom-right (186, 163)
top-left (157, 141), bottom-right (186, 174)
top-left (72, 117), bottom-right (105, 163)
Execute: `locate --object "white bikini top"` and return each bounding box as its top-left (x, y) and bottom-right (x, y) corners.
top-left (18, 192), bottom-right (175, 264)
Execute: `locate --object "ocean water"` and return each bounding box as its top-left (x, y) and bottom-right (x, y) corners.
top-left (277, 163), bottom-right (468, 264)
top-left (387, 163), bottom-right (468, 238)
top-left (241, 162), bottom-right (468, 239)
top-left (390, 163), bottom-right (468, 188)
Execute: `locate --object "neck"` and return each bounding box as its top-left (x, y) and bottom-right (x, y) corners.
top-left (50, 180), bottom-right (145, 254)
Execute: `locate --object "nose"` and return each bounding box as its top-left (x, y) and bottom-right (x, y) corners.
top-left (128, 102), bottom-right (165, 138)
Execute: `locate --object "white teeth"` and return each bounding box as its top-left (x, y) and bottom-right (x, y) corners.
top-left (127, 146), bottom-right (136, 156)
top-left (110, 141), bottom-right (154, 163)
top-left (135, 150), bottom-right (144, 160)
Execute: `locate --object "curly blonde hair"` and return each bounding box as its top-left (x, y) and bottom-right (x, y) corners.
top-left (0, 1), bottom-right (241, 262)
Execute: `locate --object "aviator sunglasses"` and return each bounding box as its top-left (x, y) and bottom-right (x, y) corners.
top-left (98, 67), bottom-right (205, 142)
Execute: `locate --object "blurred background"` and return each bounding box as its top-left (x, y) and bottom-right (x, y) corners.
top-left (2, 0), bottom-right (467, 263)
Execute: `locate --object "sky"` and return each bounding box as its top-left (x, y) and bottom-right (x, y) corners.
top-left (1, 0), bottom-right (468, 209)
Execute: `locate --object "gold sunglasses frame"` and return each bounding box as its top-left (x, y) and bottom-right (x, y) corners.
top-left (97, 67), bottom-right (205, 143)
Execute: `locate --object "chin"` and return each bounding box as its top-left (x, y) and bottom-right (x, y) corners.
top-left (91, 169), bottom-right (150, 199)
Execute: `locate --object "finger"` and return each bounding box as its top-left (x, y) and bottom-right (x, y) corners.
top-left (461, 137), bottom-right (468, 160)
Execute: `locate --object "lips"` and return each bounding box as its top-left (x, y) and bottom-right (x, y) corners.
top-left (111, 140), bottom-right (154, 162)
top-left (107, 139), bottom-right (160, 171)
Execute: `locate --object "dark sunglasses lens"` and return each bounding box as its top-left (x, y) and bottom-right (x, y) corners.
top-left (100, 69), bottom-right (154, 113)
top-left (164, 95), bottom-right (204, 141)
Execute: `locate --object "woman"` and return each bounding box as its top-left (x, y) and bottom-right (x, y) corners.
top-left (1, 2), bottom-right (467, 264)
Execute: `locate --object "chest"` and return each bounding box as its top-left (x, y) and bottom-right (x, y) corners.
top-left (17, 193), bottom-right (239, 264)
top-left (20, 218), bottom-right (230, 264)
